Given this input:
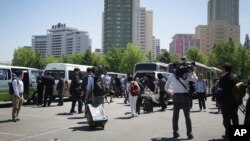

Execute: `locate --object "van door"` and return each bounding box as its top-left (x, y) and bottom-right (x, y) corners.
top-left (29, 70), bottom-right (39, 98)
top-left (0, 68), bottom-right (12, 101)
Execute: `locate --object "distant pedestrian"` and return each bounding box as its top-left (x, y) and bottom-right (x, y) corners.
top-left (217, 62), bottom-right (239, 139)
top-left (12, 70), bottom-right (25, 122)
top-left (36, 71), bottom-right (44, 106)
top-left (42, 72), bottom-right (55, 107)
top-left (123, 73), bottom-right (130, 104)
top-left (56, 73), bottom-right (64, 106)
top-left (196, 74), bottom-right (207, 112)
top-left (135, 77), bottom-right (144, 115)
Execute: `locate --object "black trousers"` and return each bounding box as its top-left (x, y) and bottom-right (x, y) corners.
top-left (245, 98), bottom-right (250, 125)
top-left (159, 91), bottom-right (167, 110)
top-left (172, 93), bottom-right (192, 135)
top-left (221, 99), bottom-right (239, 135)
top-left (136, 95), bottom-right (142, 114)
top-left (58, 90), bottom-right (63, 105)
top-left (197, 92), bottom-right (206, 110)
top-left (70, 92), bottom-right (83, 113)
top-left (43, 89), bottom-right (53, 106)
top-left (37, 88), bottom-right (44, 105)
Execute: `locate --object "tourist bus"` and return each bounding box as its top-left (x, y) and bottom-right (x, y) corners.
top-left (133, 62), bottom-right (168, 75)
top-left (0, 65), bottom-right (39, 102)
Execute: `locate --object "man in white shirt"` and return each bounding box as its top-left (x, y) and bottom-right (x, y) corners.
top-left (165, 66), bottom-right (198, 139)
top-left (12, 70), bottom-right (24, 122)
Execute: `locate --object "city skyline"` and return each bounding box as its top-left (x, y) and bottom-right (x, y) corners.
top-left (0, 0), bottom-right (249, 62)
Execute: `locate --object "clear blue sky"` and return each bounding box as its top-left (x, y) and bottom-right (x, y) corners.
top-left (0, 0), bottom-right (249, 62)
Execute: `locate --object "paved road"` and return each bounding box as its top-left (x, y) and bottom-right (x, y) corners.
top-left (0, 97), bottom-right (245, 141)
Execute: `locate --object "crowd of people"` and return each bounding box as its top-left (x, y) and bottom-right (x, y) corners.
top-left (10, 62), bottom-right (250, 140)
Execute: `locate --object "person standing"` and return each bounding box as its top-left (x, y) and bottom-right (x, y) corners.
top-left (56, 73), bottom-right (64, 106)
top-left (42, 72), bottom-right (55, 107)
top-left (70, 68), bottom-right (83, 114)
top-left (164, 68), bottom-right (198, 139)
top-left (217, 62), bottom-right (239, 139)
top-left (127, 76), bottom-right (140, 117)
top-left (36, 71), bottom-right (44, 106)
top-left (157, 73), bottom-right (167, 111)
top-left (196, 74), bottom-right (207, 112)
top-left (12, 70), bottom-right (24, 122)
top-left (123, 73), bottom-right (130, 104)
top-left (245, 76), bottom-right (250, 125)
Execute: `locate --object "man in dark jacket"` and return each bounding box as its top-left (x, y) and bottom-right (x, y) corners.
top-left (56, 73), bottom-right (64, 106)
top-left (217, 62), bottom-right (239, 139)
top-left (70, 68), bottom-right (83, 114)
top-left (42, 72), bottom-right (55, 107)
top-left (244, 76), bottom-right (250, 125)
top-left (157, 73), bottom-right (167, 111)
top-left (36, 71), bottom-right (44, 106)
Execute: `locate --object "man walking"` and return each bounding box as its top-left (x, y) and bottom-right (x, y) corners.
top-left (56, 73), bottom-right (64, 106)
top-left (12, 70), bottom-right (24, 122)
top-left (36, 71), bottom-right (44, 106)
top-left (157, 73), bottom-right (167, 111)
top-left (196, 74), bottom-right (207, 112)
top-left (217, 62), bottom-right (239, 139)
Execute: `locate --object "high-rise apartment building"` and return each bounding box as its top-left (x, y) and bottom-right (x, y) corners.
top-left (103, 0), bottom-right (139, 53)
top-left (137, 7), bottom-right (153, 54)
top-left (152, 36), bottom-right (160, 59)
top-left (195, 0), bottom-right (240, 55)
top-left (208, 0), bottom-right (239, 25)
top-left (169, 34), bottom-right (200, 57)
top-left (32, 23), bottom-right (91, 58)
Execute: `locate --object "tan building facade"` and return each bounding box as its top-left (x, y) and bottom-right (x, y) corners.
top-left (195, 20), bottom-right (240, 55)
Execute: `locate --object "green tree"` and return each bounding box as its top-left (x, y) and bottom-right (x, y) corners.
top-left (12, 47), bottom-right (36, 67)
top-left (105, 47), bottom-right (124, 72)
top-left (208, 39), bottom-right (240, 75)
top-left (237, 45), bottom-right (250, 77)
top-left (43, 54), bottom-right (58, 65)
top-left (82, 49), bottom-right (93, 65)
top-left (121, 43), bottom-right (145, 74)
top-left (33, 51), bottom-right (44, 69)
top-left (92, 53), bottom-right (106, 66)
top-left (186, 47), bottom-right (207, 64)
top-left (156, 51), bottom-right (172, 63)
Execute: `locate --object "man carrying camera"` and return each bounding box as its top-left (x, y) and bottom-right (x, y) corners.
top-left (164, 61), bottom-right (198, 139)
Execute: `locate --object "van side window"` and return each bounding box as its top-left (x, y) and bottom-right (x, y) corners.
top-left (68, 71), bottom-right (74, 80)
top-left (0, 69), bottom-right (8, 80)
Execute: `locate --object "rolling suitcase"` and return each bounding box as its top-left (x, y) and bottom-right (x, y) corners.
top-left (86, 104), bottom-right (108, 130)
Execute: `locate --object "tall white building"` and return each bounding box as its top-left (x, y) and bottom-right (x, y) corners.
top-left (137, 7), bottom-right (153, 54)
top-left (32, 23), bottom-right (91, 58)
top-left (152, 36), bottom-right (160, 59)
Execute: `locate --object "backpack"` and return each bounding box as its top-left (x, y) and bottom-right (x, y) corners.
top-left (129, 81), bottom-right (139, 96)
top-left (232, 81), bottom-right (246, 104)
top-left (9, 79), bottom-right (19, 95)
top-left (93, 76), bottom-right (105, 97)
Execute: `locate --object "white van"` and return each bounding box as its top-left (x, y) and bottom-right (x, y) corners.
top-left (0, 65), bottom-right (39, 102)
top-left (43, 63), bottom-right (93, 98)
top-left (107, 72), bottom-right (126, 79)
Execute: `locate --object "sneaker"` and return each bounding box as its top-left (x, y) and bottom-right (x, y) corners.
top-left (12, 119), bottom-right (17, 122)
top-left (187, 134), bottom-right (193, 139)
top-left (42, 105), bottom-right (46, 107)
top-left (173, 132), bottom-right (180, 138)
top-left (70, 111), bottom-right (77, 114)
top-left (78, 111), bottom-right (83, 114)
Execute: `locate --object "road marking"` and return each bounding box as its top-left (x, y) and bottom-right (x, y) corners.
top-left (0, 131), bottom-right (26, 137)
top-left (14, 125), bottom-right (74, 141)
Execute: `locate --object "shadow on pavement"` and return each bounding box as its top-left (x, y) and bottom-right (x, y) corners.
top-left (69, 125), bottom-right (103, 131)
top-left (209, 107), bottom-right (219, 110)
top-left (208, 139), bottom-right (227, 141)
top-left (68, 116), bottom-right (85, 120)
top-left (114, 116), bottom-right (132, 120)
top-left (56, 112), bottom-right (72, 116)
top-left (77, 121), bottom-right (88, 124)
top-left (209, 112), bottom-right (221, 114)
top-left (151, 137), bottom-right (190, 141)
top-left (0, 119), bottom-right (13, 123)
top-left (190, 110), bottom-right (201, 113)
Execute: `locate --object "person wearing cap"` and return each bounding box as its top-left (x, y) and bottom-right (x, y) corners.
top-left (196, 73), bottom-right (207, 112)
top-left (56, 73), bottom-right (64, 106)
top-left (217, 62), bottom-right (239, 139)
top-left (12, 70), bottom-right (24, 122)
top-left (42, 71), bottom-right (55, 107)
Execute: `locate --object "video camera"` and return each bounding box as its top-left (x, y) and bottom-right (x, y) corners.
top-left (172, 57), bottom-right (195, 80)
